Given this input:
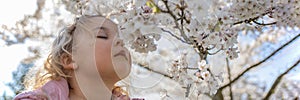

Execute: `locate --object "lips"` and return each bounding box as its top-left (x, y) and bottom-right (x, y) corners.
top-left (114, 50), bottom-right (128, 61)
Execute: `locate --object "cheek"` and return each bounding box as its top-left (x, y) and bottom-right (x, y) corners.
top-left (95, 41), bottom-right (114, 74)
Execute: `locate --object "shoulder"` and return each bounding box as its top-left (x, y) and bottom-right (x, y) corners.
top-left (41, 78), bottom-right (69, 99)
top-left (14, 78), bottom-right (69, 100)
top-left (13, 89), bottom-right (48, 100)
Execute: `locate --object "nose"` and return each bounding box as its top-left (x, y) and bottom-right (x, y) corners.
top-left (115, 38), bottom-right (125, 47)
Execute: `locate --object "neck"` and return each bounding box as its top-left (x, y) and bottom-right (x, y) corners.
top-left (68, 72), bottom-right (117, 99)
top-left (68, 73), bottom-right (86, 100)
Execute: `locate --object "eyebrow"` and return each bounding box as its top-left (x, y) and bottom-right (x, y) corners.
top-left (93, 26), bottom-right (108, 32)
top-left (99, 26), bottom-right (108, 31)
top-left (95, 26), bottom-right (110, 36)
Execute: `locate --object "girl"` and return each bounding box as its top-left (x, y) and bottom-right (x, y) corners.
top-left (14, 15), bottom-right (136, 100)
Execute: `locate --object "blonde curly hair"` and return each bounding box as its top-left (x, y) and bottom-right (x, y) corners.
top-left (24, 20), bottom-right (76, 90)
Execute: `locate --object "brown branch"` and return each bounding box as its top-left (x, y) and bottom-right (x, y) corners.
top-left (208, 48), bottom-right (222, 55)
top-left (160, 0), bottom-right (191, 44)
top-left (233, 16), bottom-right (259, 25)
top-left (226, 58), bottom-right (233, 100)
top-left (161, 28), bottom-right (188, 44)
top-left (219, 33), bottom-right (300, 90)
top-left (207, 45), bottom-right (216, 50)
top-left (232, 7), bottom-right (275, 25)
top-left (253, 20), bottom-right (277, 26)
top-left (263, 59), bottom-right (300, 100)
top-left (137, 63), bottom-right (173, 79)
top-left (182, 67), bottom-right (198, 70)
top-left (178, 0), bottom-right (187, 44)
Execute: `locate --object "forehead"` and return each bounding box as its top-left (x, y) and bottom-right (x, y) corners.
top-left (101, 19), bottom-right (117, 31)
top-left (79, 16), bottom-right (117, 31)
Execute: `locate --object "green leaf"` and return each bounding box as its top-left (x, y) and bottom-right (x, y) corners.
top-left (146, 0), bottom-right (161, 13)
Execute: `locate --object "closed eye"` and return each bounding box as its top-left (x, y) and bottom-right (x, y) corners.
top-left (97, 36), bottom-right (108, 39)
top-left (97, 27), bottom-right (108, 39)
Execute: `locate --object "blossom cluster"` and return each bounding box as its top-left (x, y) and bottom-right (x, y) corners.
top-left (220, 0), bottom-right (300, 27)
top-left (271, 0), bottom-right (300, 27)
top-left (115, 5), bottom-right (163, 53)
top-left (167, 53), bottom-right (223, 96)
top-left (115, 0), bottom-right (241, 60)
top-left (69, 0), bottom-right (300, 98)
top-left (106, 0), bottom-right (299, 97)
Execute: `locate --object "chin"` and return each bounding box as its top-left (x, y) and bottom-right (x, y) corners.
top-left (116, 63), bottom-right (131, 79)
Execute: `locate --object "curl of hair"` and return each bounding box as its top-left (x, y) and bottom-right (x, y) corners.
top-left (24, 23), bottom-right (76, 90)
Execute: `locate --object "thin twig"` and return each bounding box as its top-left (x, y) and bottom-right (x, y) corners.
top-left (207, 45), bottom-right (216, 50)
top-left (161, 28), bottom-right (187, 44)
top-left (182, 67), bottom-right (198, 70)
top-left (233, 7), bottom-right (275, 25)
top-left (137, 63), bottom-right (173, 79)
top-left (226, 58), bottom-right (233, 100)
top-left (253, 20), bottom-right (277, 26)
top-left (263, 59), bottom-right (300, 100)
top-left (179, 0), bottom-right (187, 43)
top-left (208, 48), bottom-right (222, 55)
top-left (161, 0), bottom-right (191, 44)
top-left (219, 33), bottom-right (300, 90)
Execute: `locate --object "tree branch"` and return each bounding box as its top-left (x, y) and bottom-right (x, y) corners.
top-left (263, 59), bottom-right (300, 100)
top-left (182, 67), bottom-right (198, 70)
top-left (161, 0), bottom-right (191, 44)
top-left (226, 58), bottom-right (233, 100)
top-left (252, 20), bottom-right (277, 26)
top-left (219, 33), bottom-right (300, 90)
top-left (208, 48), bottom-right (222, 55)
top-left (161, 28), bottom-right (188, 44)
top-left (232, 7), bottom-right (275, 26)
top-left (137, 63), bottom-right (173, 79)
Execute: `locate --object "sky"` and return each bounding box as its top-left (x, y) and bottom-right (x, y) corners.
top-left (0, 0), bottom-right (37, 96)
top-left (246, 36), bottom-right (300, 90)
top-left (0, 44), bottom-right (28, 95)
top-left (0, 0), bottom-right (37, 27)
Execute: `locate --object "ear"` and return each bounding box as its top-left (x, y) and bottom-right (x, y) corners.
top-left (61, 53), bottom-right (77, 70)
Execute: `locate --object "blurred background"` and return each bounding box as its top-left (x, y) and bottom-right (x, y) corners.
top-left (0, 0), bottom-right (38, 97)
top-left (0, 0), bottom-right (299, 99)
top-left (0, 0), bottom-right (74, 99)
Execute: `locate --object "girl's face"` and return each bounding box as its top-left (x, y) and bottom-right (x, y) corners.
top-left (69, 16), bottom-right (131, 99)
top-left (95, 18), bottom-right (131, 83)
